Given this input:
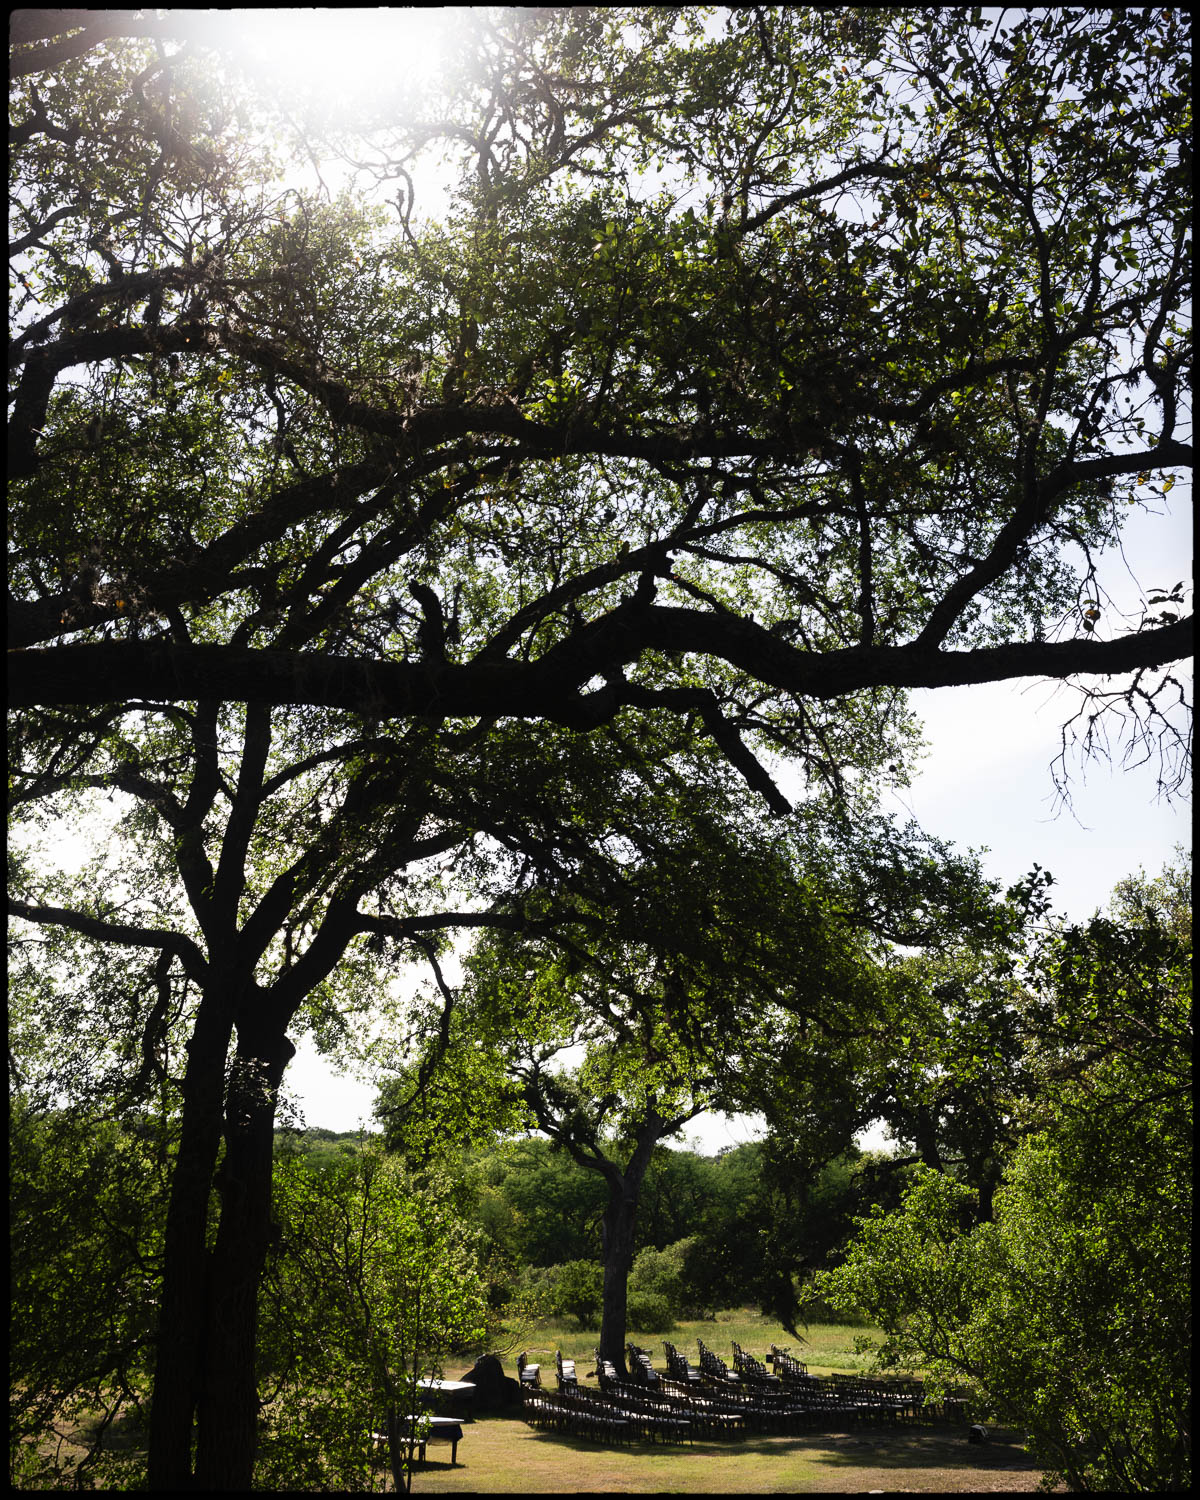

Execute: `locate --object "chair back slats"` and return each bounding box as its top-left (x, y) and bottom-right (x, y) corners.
top-left (626, 1343), bottom-right (662, 1386)
top-left (732, 1340), bottom-right (782, 1386)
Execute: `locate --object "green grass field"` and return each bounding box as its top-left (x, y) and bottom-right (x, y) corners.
top-left (500, 1309), bottom-right (885, 1379)
top-left (401, 1315), bottom-right (1057, 1494)
top-left (407, 1419), bottom-right (1052, 1494)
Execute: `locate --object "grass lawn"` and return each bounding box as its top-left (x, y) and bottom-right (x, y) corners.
top-left (510, 1310), bottom-right (885, 1377)
top-left (407, 1415), bottom-right (1053, 1493)
top-left (407, 1315), bottom-right (1055, 1494)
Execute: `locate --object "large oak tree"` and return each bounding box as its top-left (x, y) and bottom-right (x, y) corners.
top-left (8, 7), bottom-right (1191, 1489)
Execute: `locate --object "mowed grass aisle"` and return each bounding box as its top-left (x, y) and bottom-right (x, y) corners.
top-left (408, 1313), bottom-right (1057, 1493)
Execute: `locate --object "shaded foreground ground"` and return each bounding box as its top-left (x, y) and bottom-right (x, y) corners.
top-left (406, 1414), bottom-right (1057, 1493)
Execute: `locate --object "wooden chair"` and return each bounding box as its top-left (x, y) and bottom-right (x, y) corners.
top-left (770, 1344), bottom-right (811, 1380)
top-left (517, 1351), bottom-right (541, 1388)
top-left (555, 1349), bottom-right (578, 1389)
top-left (662, 1340), bottom-right (702, 1385)
top-left (697, 1338), bottom-right (741, 1385)
top-left (732, 1341), bottom-right (782, 1388)
top-left (626, 1343), bottom-right (662, 1386)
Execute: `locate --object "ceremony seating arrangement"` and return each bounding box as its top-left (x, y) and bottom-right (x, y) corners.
top-left (696, 1338), bottom-right (741, 1386)
top-left (661, 1340), bottom-right (703, 1386)
top-left (824, 1371), bottom-right (924, 1423)
top-left (518, 1341), bottom-right (939, 1449)
top-left (625, 1343), bottom-right (662, 1387)
top-left (598, 1351), bottom-right (740, 1441)
top-left (731, 1341), bottom-right (783, 1388)
top-left (521, 1386), bottom-right (633, 1445)
top-left (769, 1343), bottom-right (811, 1380)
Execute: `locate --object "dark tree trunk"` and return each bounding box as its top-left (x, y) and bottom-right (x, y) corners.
top-left (595, 1116), bottom-right (665, 1375)
top-left (193, 1025), bottom-right (295, 1489)
top-left (147, 992), bottom-right (234, 1490)
top-left (598, 1185), bottom-right (639, 1374)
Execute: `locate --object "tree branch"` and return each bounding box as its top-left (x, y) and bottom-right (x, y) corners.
top-left (10, 615), bottom-right (1192, 718)
top-left (7, 896), bottom-right (208, 983)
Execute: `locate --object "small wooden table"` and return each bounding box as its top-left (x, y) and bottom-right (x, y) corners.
top-left (404, 1415), bottom-right (464, 1466)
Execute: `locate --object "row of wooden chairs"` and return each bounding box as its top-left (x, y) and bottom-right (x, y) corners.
top-left (588, 1361), bottom-right (694, 1445)
top-left (769, 1346), bottom-right (928, 1423)
top-left (731, 1340), bottom-right (783, 1388)
top-left (617, 1349), bottom-right (746, 1440)
top-left (518, 1342), bottom-right (938, 1448)
top-left (520, 1386), bottom-right (633, 1445)
top-left (678, 1340), bottom-right (922, 1430)
top-left (822, 1371), bottom-right (924, 1422)
top-left (768, 1343), bottom-right (811, 1380)
top-left (625, 1343), bottom-right (661, 1387)
top-left (661, 1342), bottom-right (825, 1434)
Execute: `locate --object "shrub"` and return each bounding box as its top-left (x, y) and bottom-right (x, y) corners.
top-left (550, 1259), bottom-right (604, 1329)
top-left (626, 1290), bottom-right (676, 1333)
top-left (630, 1237), bottom-right (694, 1310)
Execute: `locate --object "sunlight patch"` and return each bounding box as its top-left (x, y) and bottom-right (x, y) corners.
top-left (218, 8), bottom-right (454, 109)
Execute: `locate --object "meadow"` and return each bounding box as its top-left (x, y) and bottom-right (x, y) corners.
top-left (509, 1309), bottom-right (880, 1375)
top-left (406, 1417), bottom-right (1054, 1494)
top-left (404, 1312), bottom-right (1054, 1494)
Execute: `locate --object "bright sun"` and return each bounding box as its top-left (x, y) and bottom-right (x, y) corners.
top-left (216, 7), bottom-right (455, 108)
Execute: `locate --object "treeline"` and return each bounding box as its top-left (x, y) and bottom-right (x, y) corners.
top-left (276, 1128), bottom-right (910, 1332)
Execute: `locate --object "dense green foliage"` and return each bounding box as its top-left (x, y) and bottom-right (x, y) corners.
top-left (381, 1132), bottom-right (907, 1334)
top-left (813, 870), bottom-right (1192, 1491)
top-left (257, 1143), bottom-right (488, 1492)
top-left (9, 1107), bottom-right (169, 1488)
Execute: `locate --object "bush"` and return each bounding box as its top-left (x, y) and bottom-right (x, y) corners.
top-left (550, 1259), bottom-right (604, 1329)
top-left (509, 1261), bottom-right (558, 1316)
top-left (626, 1290), bottom-right (676, 1333)
top-left (812, 906), bottom-right (1193, 1492)
top-left (795, 1290), bottom-right (875, 1328)
top-left (630, 1238), bottom-right (694, 1310)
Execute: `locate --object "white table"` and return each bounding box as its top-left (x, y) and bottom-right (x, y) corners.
top-left (406, 1414), bottom-right (464, 1465)
top-left (417, 1378), bottom-right (476, 1419)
